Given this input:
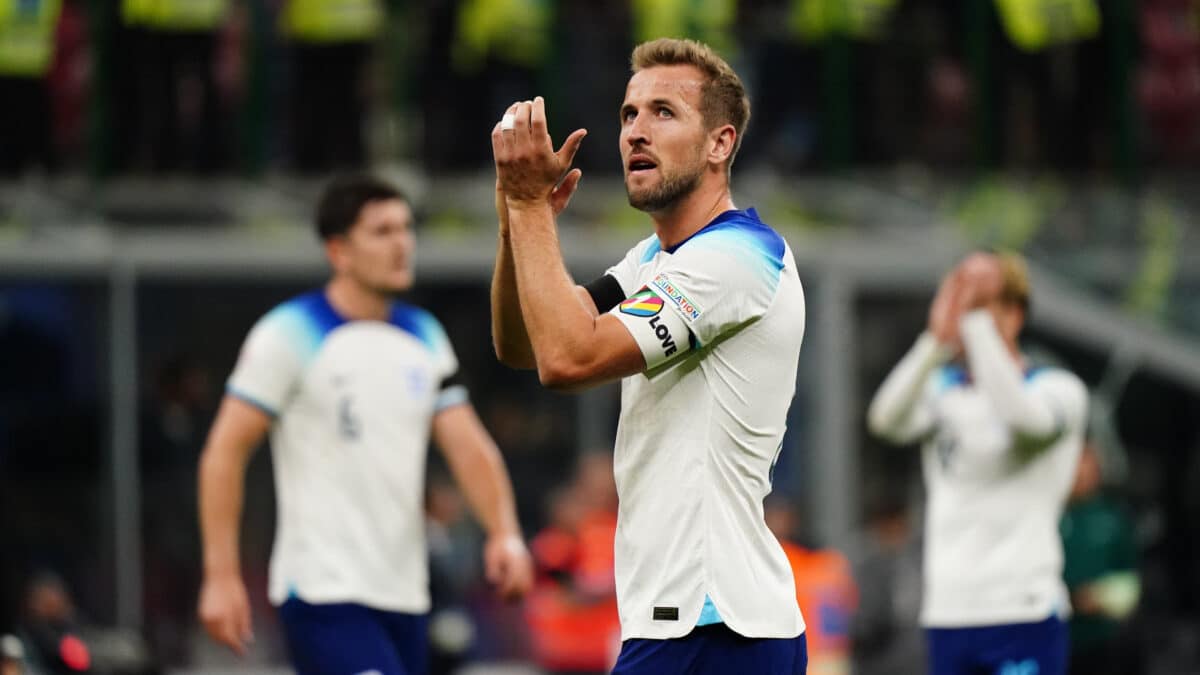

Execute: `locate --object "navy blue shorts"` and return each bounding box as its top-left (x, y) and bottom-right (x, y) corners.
top-left (612, 624), bottom-right (808, 675)
top-left (927, 616), bottom-right (1068, 675)
top-left (278, 597), bottom-right (429, 675)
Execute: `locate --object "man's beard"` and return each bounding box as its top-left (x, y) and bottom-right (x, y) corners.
top-left (626, 161), bottom-right (704, 213)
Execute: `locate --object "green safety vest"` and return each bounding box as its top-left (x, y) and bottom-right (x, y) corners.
top-left (630, 0), bottom-right (735, 55)
top-left (282, 0), bottom-right (385, 43)
top-left (790, 0), bottom-right (898, 42)
top-left (0, 0), bottom-right (62, 77)
top-left (121, 0), bottom-right (155, 26)
top-left (453, 0), bottom-right (550, 73)
top-left (994, 0), bottom-right (1101, 51)
top-left (145, 0), bottom-right (230, 31)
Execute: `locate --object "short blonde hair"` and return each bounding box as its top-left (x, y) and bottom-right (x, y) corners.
top-left (630, 38), bottom-right (751, 168)
top-left (997, 251), bottom-right (1031, 311)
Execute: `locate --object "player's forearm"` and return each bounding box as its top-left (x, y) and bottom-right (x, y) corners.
top-left (867, 332), bottom-right (948, 442)
top-left (506, 201), bottom-right (601, 386)
top-left (960, 310), bottom-right (1058, 438)
top-left (452, 441), bottom-right (522, 538)
top-left (198, 447), bottom-right (247, 578)
top-left (491, 231), bottom-right (538, 369)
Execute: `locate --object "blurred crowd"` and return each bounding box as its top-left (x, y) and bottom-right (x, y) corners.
top-left (1, 0), bottom-right (1199, 179)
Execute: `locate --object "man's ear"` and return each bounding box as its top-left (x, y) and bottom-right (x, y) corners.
top-left (324, 236), bottom-right (347, 273)
top-left (708, 124), bottom-right (737, 165)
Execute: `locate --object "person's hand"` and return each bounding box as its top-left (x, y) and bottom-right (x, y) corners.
top-left (483, 532), bottom-right (534, 601)
top-left (495, 169), bottom-right (583, 236)
top-left (198, 573), bottom-right (253, 656)
top-left (928, 270), bottom-right (964, 347)
top-left (492, 97), bottom-right (586, 208)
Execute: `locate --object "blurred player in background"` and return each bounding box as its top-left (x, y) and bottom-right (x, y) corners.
top-left (868, 252), bottom-right (1088, 675)
top-left (491, 38), bottom-right (808, 674)
top-left (197, 174), bottom-right (532, 675)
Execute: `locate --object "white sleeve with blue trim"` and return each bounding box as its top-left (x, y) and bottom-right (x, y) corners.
top-left (867, 332), bottom-right (953, 444)
top-left (226, 313), bottom-right (303, 416)
top-left (647, 229), bottom-right (783, 347)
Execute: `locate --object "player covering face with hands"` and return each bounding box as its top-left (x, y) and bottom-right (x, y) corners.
top-left (868, 252), bottom-right (1088, 675)
top-left (492, 38), bottom-right (809, 675)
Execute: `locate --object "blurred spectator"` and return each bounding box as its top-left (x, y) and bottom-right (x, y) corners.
top-left (282, 0), bottom-right (385, 173)
top-left (441, 0), bottom-right (552, 170)
top-left (15, 573), bottom-right (92, 675)
top-left (114, 0), bottom-right (233, 173)
top-left (989, 0), bottom-right (1105, 170)
top-left (45, 0), bottom-right (87, 171)
top-left (739, 0), bottom-right (822, 170)
top-left (1060, 441), bottom-right (1144, 675)
top-left (1138, 0), bottom-right (1200, 166)
top-left (0, 0), bottom-right (63, 176)
top-left (524, 451), bottom-right (620, 675)
top-left (849, 493), bottom-right (925, 675)
top-left (15, 574), bottom-right (155, 675)
top-left (765, 498), bottom-right (857, 675)
top-left (142, 0), bottom-right (233, 173)
top-left (425, 474), bottom-right (482, 675)
top-left (630, 0), bottom-right (735, 55)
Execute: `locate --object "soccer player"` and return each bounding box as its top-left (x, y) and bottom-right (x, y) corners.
top-left (197, 175), bottom-right (533, 675)
top-left (867, 252), bottom-right (1088, 675)
top-left (490, 38), bottom-right (808, 674)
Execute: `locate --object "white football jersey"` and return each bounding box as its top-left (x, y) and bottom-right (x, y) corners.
top-left (602, 208), bottom-right (807, 641)
top-left (868, 311), bottom-right (1088, 628)
top-left (226, 290), bottom-right (466, 612)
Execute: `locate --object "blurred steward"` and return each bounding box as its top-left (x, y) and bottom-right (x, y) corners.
top-left (524, 451), bottom-right (620, 675)
top-left (0, 0), bottom-right (62, 176)
top-left (282, 0), bottom-right (384, 172)
top-left (1060, 440), bottom-right (1144, 675)
top-left (765, 498), bottom-right (858, 675)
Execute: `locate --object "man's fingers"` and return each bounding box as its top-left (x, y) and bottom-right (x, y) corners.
top-left (531, 96), bottom-right (548, 139)
top-left (555, 128), bottom-right (588, 169)
top-left (491, 121), bottom-right (507, 164)
top-left (551, 168), bottom-right (582, 214)
top-left (513, 100), bottom-right (533, 139)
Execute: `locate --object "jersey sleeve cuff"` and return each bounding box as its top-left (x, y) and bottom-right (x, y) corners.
top-left (225, 384), bottom-right (279, 418)
top-left (434, 384), bottom-right (469, 412)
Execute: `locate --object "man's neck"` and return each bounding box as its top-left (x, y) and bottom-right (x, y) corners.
top-left (650, 175), bottom-right (735, 250)
top-left (325, 276), bottom-right (392, 322)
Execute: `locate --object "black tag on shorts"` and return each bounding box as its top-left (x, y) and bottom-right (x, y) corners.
top-left (652, 606), bottom-right (679, 621)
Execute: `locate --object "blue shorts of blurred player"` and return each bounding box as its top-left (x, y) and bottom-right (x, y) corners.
top-left (927, 615), bottom-right (1068, 675)
top-left (612, 624), bottom-right (808, 675)
top-left (279, 596), bottom-right (429, 675)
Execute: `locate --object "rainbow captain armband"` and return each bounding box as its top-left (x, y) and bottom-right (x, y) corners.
top-left (611, 286), bottom-right (693, 370)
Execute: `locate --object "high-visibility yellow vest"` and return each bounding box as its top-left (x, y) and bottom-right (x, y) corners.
top-left (145, 0), bottom-right (230, 31)
top-left (281, 0), bottom-right (385, 43)
top-left (121, 0), bottom-right (155, 26)
top-left (0, 0), bottom-right (62, 77)
top-left (994, 0), bottom-right (1101, 51)
top-left (790, 0), bottom-right (898, 42)
top-left (453, 0), bottom-right (550, 73)
top-left (630, 0), bottom-right (735, 56)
